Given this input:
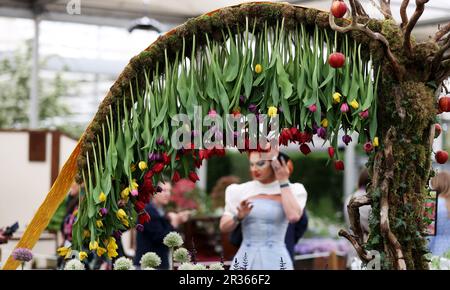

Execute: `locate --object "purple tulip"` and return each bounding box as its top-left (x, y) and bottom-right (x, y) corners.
top-left (278, 106), bottom-right (283, 113)
top-left (113, 231), bottom-right (123, 240)
top-left (342, 134), bottom-right (352, 145)
top-left (100, 208), bottom-right (108, 216)
top-left (136, 224), bottom-right (144, 232)
top-left (248, 104), bottom-right (258, 114)
top-left (317, 127), bottom-right (327, 139)
top-left (340, 103), bottom-right (349, 113)
top-left (239, 95), bottom-right (246, 105)
top-left (359, 110), bottom-right (369, 119)
top-left (312, 123), bottom-right (319, 135)
top-left (308, 104), bottom-right (317, 113)
top-left (156, 136), bottom-right (165, 146)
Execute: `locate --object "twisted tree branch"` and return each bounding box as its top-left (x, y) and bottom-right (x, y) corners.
top-left (379, 128), bottom-right (407, 270)
top-left (329, 0), bottom-right (404, 80)
top-left (404, 0), bottom-right (429, 55)
top-left (347, 194), bottom-right (372, 245)
top-left (430, 34), bottom-right (450, 79)
top-left (380, 0), bottom-right (393, 19)
top-left (434, 22), bottom-right (450, 42)
top-left (354, 0), bottom-right (368, 17)
top-left (338, 230), bottom-right (373, 263)
top-left (400, 0), bottom-right (410, 28)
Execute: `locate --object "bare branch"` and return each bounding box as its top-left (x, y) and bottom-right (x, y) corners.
top-left (347, 194), bottom-right (372, 245)
top-left (338, 230), bottom-right (373, 263)
top-left (435, 22), bottom-right (450, 42)
top-left (400, 0), bottom-right (410, 28)
top-left (329, 0), bottom-right (404, 80)
top-left (354, 0), bottom-right (368, 17)
top-left (404, 0), bottom-right (430, 55)
top-left (369, 0), bottom-right (392, 20)
top-left (380, 0), bottom-right (393, 19)
top-left (430, 35), bottom-right (450, 78)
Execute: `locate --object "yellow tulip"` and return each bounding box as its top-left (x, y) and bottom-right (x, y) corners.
top-left (96, 247), bottom-right (107, 257)
top-left (130, 163), bottom-right (136, 172)
top-left (108, 237), bottom-right (118, 250)
top-left (79, 251), bottom-right (88, 261)
top-left (373, 137), bottom-right (379, 147)
top-left (96, 220), bottom-right (103, 228)
top-left (83, 230), bottom-right (90, 238)
top-left (138, 161), bottom-right (147, 171)
top-left (255, 64), bottom-right (263, 74)
top-left (131, 179), bottom-right (139, 190)
top-left (99, 192), bottom-right (106, 202)
top-left (116, 209), bottom-right (127, 220)
top-left (350, 99), bottom-right (359, 109)
top-left (268, 106), bottom-right (278, 118)
top-left (57, 247), bottom-right (70, 257)
top-left (120, 187), bottom-right (130, 198)
top-left (108, 249), bottom-right (118, 259)
top-left (89, 241), bottom-right (98, 251)
top-left (121, 218), bottom-right (130, 228)
top-left (321, 119), bottom-right (329, 128)
top-left (332, 92), bottom-right (341, 104)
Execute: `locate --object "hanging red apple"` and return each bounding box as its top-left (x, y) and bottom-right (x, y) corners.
top-left (331, 1), bottom-right (347, 18)
top-left (438, 96), bottom-right (450, 112)
top-left (435, 124), bottom-right (442, 138)
top-left (436, 150), bottom-right (448, 164)
top-left (328, 52), bottom-right (346, 68)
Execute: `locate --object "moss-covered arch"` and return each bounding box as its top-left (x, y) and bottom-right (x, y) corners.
top-left (2, 2), bottom-right (441, 270)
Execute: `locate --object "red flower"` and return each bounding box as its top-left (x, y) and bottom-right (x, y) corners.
top-left (188, 172), bottom-right (200, 183)
top-left (135, 201), bottom-right (146, 212)
top-left (334, 160), bottom-right (345, 171)
top-left (279, 128), bottom-right (293, 146)
top-left (297, 131), bottom-right (312, 144)
top-left (162, 153), bottom-right (170, 165)
top-left (194, 159), bottom-right (203, 168)
top-left (213, 146), bottom-right (226, 157)
top-left (199, 149), bottom-right (212, 161)
top-left (144, 170), bottom-right (154, 180)
top-left (138, 212), bottom-right (151, 224)
top-left (152, 162), bottom-right (165, 173)
top-left (363, 142), bottom-right (373, 153)
top-left (328, 147), bottom-right (335, 159)
top-left (300, 144), bottom-right (311, 155)
top-left (172, 171), bottom-right (181, 183)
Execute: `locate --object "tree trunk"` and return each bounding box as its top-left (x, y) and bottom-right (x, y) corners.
top-left (366, 77), bottom-right (436, 269)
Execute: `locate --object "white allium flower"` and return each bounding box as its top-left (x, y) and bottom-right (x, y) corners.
top-left (140, 252), bottom-right (161, 269)
top-left (173, 248), bottom-right (191, 263)
top-left (113, 257), bottom-right (135, 270)
top-left (178, 262), bottom-right (195, 270)
top-left (192, 263), bottom-right (207, 270)
top-left (163, 232), bottom-right (183, 248)
top-left (143, 267), bottom-right (155, 270)
top-left (208, 262), bottom-right (225, 270)
top-left (64, 259), bottom-right (85, 270)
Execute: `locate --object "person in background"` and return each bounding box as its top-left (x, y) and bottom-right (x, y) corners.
top-left (220, 147), bottom-right (307, 270)
top-left (133, 181), bottom-right (191, 269)
top-left (429, 171), bottom-right (450, 256)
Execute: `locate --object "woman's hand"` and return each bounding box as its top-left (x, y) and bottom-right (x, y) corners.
top-left (236, 199), bottom-right (253, 220)
top-left (271, 158), bottom-right (290, 182)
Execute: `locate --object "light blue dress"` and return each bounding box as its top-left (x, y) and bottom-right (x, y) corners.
top-left (428, 198), bottom-right (450, 256)
top-left (231, 199), bottom-right (293, 270)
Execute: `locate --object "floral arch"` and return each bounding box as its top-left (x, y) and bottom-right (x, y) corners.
top-left (3, 1), bottom-right (450, 270)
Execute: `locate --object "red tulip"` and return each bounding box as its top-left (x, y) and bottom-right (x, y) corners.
top-left (188, 171), bottom-right (200, 183)
top-left (279, 128), bottom-right (293, 146)
top-left (172, 171), bottom-right (181, 183)
top-left (335, 160), bottom-right (345, 171)
top-left (135, 201), bottom-right (146, 212)
top-left (436, 150), bottom-right (448, 164)
top-left (435, 124), bottom-right (442, 138)
top-left (300, 144), bottom-right (311, 155)
top-left (290, 127), bottom-right (299, 140)
top-left (328, 52), bottom-right (346, 68)
top-left (199, 149), bottom-right (211, 161)
top-left (363, 142), bottom-right (374, 153)
top-left (308, 104), bottom-right (317, 113)
top-left (214, 146), bottom-right (226, 157)
top-left (331, 0), bottom-right (347, 18)
top-left (297, 131), bottom-right (313, 144)
top-left (328, 147), bottom-right (335, 159)
top-left (138, 212), bottom-right (151, 224)
top-left (162, 153), bottom-right (170, 165)
top-left (152, 162), bottom-right (165, 173)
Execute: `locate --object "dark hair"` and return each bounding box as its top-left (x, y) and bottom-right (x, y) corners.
top-left (278, 152), bottom-right (291, 163)
top-left (358, 168), bottom-right (369, 189)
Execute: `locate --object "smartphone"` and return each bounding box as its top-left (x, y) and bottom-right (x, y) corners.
top-left (4, 222), bottom-right (19, 236)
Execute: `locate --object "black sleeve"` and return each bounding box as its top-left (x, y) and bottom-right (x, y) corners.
top-left (294, 210), bottom-right (308, 241)
top-left (143, 206), bottom-right (175, 244)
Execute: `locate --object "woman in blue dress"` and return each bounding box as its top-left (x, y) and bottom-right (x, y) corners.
top-left (220, 149), bottom-right (307, 270)
top-left (429, 171), bottom-right (450, 256)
